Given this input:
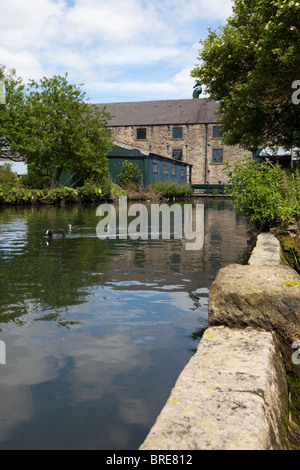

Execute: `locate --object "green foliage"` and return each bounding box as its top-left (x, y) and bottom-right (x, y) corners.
top-left (118, 160), bottom-right (142, 190)
top-left (149, 181), bottom-right (193, 198)
top-left (279, 167), bottom-right (300, 221)
top-left (0, 163), bottom-right (18, 189)
top-left (0, 177), bottom-right (113, 205)
top-left (20, 165), bottom-right (52, 189)
top-left (23, 74), bottom-right (113, 185)
top-left (279, 234), bottom-right (300, 274)
top-left (191, 0), bottom-right (300, 151)
top-left (77, 178), bottom-right (112, 202)
top-left (0, 66), bottom-right (27, 159)
top-left (225, 157), bottom-right (300, 230)
top-left (0, 67), bottom-right (113, 186)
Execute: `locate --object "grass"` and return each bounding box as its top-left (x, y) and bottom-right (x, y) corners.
top-left (148, 181), bottom-right (193, 198)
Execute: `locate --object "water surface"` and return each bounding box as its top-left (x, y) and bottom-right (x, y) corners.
top-left (0, 199), bottom-right (249, 449)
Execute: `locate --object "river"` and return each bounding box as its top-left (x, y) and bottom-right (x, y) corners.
top-left (0, 198), bottom-right (249, 449)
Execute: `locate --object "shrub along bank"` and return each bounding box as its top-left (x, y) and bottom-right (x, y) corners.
top-left (0, 163), bottom-right (116, 204)
top-left (0, 163), bottom-right (193, 205)
top-left (225, 157), bottom-right (300, 274)
top-left (148, 181), bottom-right (193, 198)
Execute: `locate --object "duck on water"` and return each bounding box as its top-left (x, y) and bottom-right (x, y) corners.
top-left (46, 230), bottom-right (65, 239)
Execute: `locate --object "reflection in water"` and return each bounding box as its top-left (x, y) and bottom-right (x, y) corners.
top-left (0, 200), bottom-right (249, 449)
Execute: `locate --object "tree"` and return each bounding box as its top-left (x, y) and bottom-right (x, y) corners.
top-left (23, 74), bottom-right (113, 185)
top-left (0, 65), bottom-right (28, 160)
top-left (191, 0), bottom-right (300, 152)
top-left (0, 68), bottom-right (113, 185)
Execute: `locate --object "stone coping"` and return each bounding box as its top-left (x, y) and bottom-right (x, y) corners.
top-left (139, 326), bottom-right (288, 450)
top-left (140, 232), bottom-right (296, 450)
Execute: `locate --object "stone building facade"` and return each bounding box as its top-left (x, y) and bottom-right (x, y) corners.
top-left (95, 99), bottom-right (252, 185)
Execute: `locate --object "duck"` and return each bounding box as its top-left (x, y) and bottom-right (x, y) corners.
top-left (68, 224), bottom-right (82, 230)
top-left (46, 230), bottom-right (65, 239)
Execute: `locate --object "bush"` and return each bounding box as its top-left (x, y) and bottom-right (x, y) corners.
top-left (149, 181), bottom-right (193, 198)
top-left (118, 161), bottom-right (142, 190)
top-left (77, 178), bottom-right (112, 202)
top-left (20, 172), bottom-right (52, 189)
top-left (225, 157), bottom-right (300, 230)
top-left (0, 163), bottom-right (18, 189)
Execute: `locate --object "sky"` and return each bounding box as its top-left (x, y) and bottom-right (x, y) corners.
top-left (0, 0), bottom-right (233, 104)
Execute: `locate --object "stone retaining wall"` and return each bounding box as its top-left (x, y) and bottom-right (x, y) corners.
top-left (140, 233), bottom-right (300, 450)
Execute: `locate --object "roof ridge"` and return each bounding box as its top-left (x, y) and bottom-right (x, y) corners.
top-left (95, 98), bottom-right (215, 105)
top-left (94, 99), bottom-right (220, 126)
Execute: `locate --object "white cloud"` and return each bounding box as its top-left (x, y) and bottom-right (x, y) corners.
top-left (87, 67), bottom-right (197, 102)
top-left (0, 0), bottom-right (65, 50)
top-left (0, 0), bottom-right (232, 101)
top-left (62, 0), bottom-right (148, 44)
top-left (173, 0), bottom-right (232, 22)
top-left (95, 45), bottom-right (185, 67)
top-left (0, 47), bottom-right (45, 82)
top-left (172, 67), bottom-right (195, 95)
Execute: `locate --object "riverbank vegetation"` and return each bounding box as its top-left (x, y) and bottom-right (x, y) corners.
top-left (225, 157), bottom-right (300, 274)
top-left (148, 181), bottom-right (193, 198)
top-left (0, 162), bottom-right (113, 204)
top-left (0, 162), bottom-right (193, 205)
top-left (225, 157), bottom-right (300, 231)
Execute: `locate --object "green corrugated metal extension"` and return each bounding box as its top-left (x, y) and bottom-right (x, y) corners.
top-left (107, 146), bottom-right (148, 186)
top-left (107, 144), bottom-right (192, 188)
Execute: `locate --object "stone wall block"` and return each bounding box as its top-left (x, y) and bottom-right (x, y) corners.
top-left (140, 326), bottom-right (288, 450)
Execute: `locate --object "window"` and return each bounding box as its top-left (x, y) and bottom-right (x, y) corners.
top-left (212, 149), bottom-right (223, 163)
top-left (136, 128), bottom-right (146, 140)
top-left (172, 162), bottom-right (176, 176)
top-left (172, 127), bottom-right (183, 139)
top-left (152, 158), bottom-right (158, 173)
top-left (163, 161), bottom-right (168, 175)
top-left (213, 126), bottom-right (223, 139)
top-left (172, 149), bottom-right (182, 161)
top-left (181, 165), bottom-right (185, 178)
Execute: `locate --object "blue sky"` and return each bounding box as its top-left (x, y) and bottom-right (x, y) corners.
top-left (0, 0), bottom-right (233, 103)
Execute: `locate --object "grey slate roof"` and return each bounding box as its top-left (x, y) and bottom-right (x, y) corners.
top-left (95, 99), bottom-right (220, 127)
